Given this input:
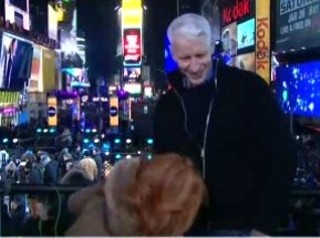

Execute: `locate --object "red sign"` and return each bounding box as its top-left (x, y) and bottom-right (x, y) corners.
top-left (222, 0), bottom-right (252, 25)
top-left (123, 28), bottom-right (142, 66)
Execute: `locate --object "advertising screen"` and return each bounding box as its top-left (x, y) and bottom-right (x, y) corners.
top-left (122, 0), bottom-right (142, 29)
top-left (42, 48), bottom-right (56, 92)
top-left (123, 28), bottom-right (142, 66)
top-left (237, 18), bottom-right (255, 50)
top-left (221, 22), bottom-right (237, 65)
top-left (28, 45), bottom-right (42, 93)
top-left (235, 52), bottom-right (256, 72)
top-left (123, 67), bottom-right (141, 82)
top-left (124, 83), bottom-right (142, 95)
top-left (48, 3), bottom-right (59, 41)
top-left (220, 0), bottom-right (255, 27)
top-left (59, 0), bottom-right (80, 66)
top-left (62, 67), bottom-right (90, 91)
top-left (276, 0), bottom-right (320, 52)
top-left (276, 60), bottom-right (320, 118)
top-left (5, 0), bottom-right (30, 30)
top-left (0, 33), bottom-right (33, 91)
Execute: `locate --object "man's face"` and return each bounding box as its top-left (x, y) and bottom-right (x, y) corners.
top-left (171, 36), bottom-right (213, 87)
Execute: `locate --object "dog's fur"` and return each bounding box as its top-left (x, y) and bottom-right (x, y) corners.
top-left (65, 153), bottom-right (206, 236)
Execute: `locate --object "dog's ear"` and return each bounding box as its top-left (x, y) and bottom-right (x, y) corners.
top-left (68, 182), bottom-right (104, 215)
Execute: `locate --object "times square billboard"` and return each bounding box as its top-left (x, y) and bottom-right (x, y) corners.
top-left (122, 0), bottom-right (143, 67)
top-left (217, 0), bottom-right (271, 83)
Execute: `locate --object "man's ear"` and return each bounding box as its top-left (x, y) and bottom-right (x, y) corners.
top-left (169, 44), bottom-right (177, 61)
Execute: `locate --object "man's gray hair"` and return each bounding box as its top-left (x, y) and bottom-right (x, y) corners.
top-left (167, 13), bottom-right (212, 46)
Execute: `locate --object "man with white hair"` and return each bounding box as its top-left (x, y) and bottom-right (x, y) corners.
top-left (153, 13), bottom-right (297, 236)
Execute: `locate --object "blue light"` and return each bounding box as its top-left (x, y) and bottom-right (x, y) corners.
top-left (114, 138), bottom-right (121, 144)
top-left (36, 128), bottom-right (42, 133)
top-left (115, 154), bottom-right (121, 160)
top-left (147, 154), bottom-right (152, 160)
top-left (43, 129), bottom-right (49, 133)
top-left (83, 138), bottom-right (90, 144)
top-left (147, 138), bottom-right (153, 145)
top-left (102, 143), bottom-right (110, 150)
top-left (3, 138), bottom-right (8, 143)
top-left (49, 128), bottom-right (56, 133)
top-left (85, 129), bottom-right (91, 133)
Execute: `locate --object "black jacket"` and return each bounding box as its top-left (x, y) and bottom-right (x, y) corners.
top-left (153, 60), bottom-right (297, 234)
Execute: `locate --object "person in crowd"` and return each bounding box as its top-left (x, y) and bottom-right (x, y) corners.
top-left (153, 13), bottom-right (297, 236)
top-left (9, 195), bottom-right (26, 236)
top-left (4, 160), bottom-right (17, 182)
top-left (72, 143), bottom-right (82, 161)
top-left (40, 154), bottom-right (59, 184)
top-left (91, 146), bottom-right (103, 176)
top-left (0, 145), bottom-right (9, 167)
top-left (65, 153), bottom-right (206, 236)
top-left (60, 165), bottom-right (93, 186)
top-left (78, 157), bottom-right (98, 182)
top-left (25, 160), bottom-right (42, 185)
top-left (55, 126), bottom-right (73, 151)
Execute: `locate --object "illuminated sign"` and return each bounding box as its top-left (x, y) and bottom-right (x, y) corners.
top-left (276, 0), bottom-right (320, 51)
top-left (222, 0), bottom-right (253, 26)
top-left (122, 0), bottom-right (142, 9)
top-left (47, 97), bottom-right (57, 126)
top-left (109, 96), bottom-right (119, 127)
top-left (122, 0), bottom-right (142, 28)
top-left (256, 0), bottom-right (271, 84)
top-left (5, 0), bottom-right (30, 30)
top-left (123, 28), bottom-right (142, 66)
top-left (48, 4), bottom-right (59, 41)
top-left (122, 8), bottom-right (143, 28)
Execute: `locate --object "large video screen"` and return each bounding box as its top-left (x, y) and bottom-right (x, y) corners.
top-left (62, 68), bottom-right (90, 92)
top-left (124, 83), bottom-right (142, 95)
top-left (5, 0), bottom-right (30, 30)
top-left (123, 67), bottom-right (141, 82)
top-left (48, 3), bottom-right (58, 41)
top-left (0, 33), bottom-right (33, 91)
top-left (28, 45), bottom-right (42, 93)
top-left (221, 22), bottom-right (237, 59)
top-left (123, 28), bottom-right (142, 66)
top-left (276, 60), bottom-right (320, 118)
top-left (237, 18), bottom-right (255, 50)
top-left (235, 52), bottom-right (256, 72)
top-left (276, 0), bottom-right (320, 52)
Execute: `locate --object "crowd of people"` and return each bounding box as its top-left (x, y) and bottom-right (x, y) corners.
top-left (0, 124), bottom-right (112, 236)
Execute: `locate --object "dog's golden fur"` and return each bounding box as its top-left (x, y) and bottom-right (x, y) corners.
top-left (65, 153), bottom-right (206, 236)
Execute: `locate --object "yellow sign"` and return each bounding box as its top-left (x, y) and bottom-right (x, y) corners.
top-left (0, 91), bottom-right (20, 107)
top-left (42, 48), bottom-right (56, 92)
top-left (122, 0), bottom-right (142, 9)
top-left (47, 97), bottom-right (57, 127)
top-left (109, 96), bottom-right (119, 127)
top-left (256, 0), bottom-right (271, 84)
top-left (122, 0), bottom-right (142, 28)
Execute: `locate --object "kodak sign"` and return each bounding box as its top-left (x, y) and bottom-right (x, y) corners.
top-left (256, 0), bottom-right (271, 84)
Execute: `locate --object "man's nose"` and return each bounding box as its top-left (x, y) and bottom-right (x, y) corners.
top-left (189, 58), bottom-right (200, 72)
